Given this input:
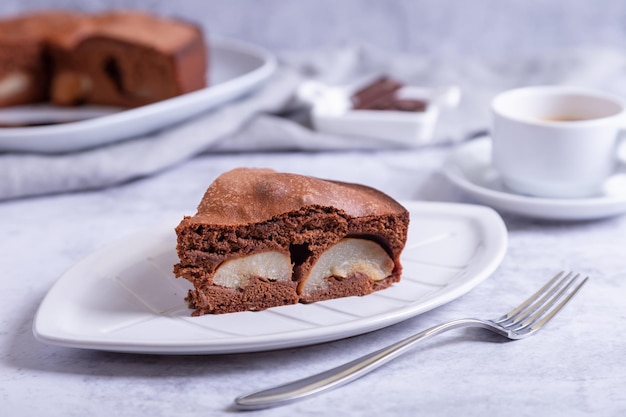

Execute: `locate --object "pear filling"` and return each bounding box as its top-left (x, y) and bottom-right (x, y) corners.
top-left (0, 72), bottom-right (29, 99)
top-left (213, 251), bottom-right (292, 289)
top-left (51, 71), bottom-right (92, 105)
top-left (301, 238), bottom-right (394, 296)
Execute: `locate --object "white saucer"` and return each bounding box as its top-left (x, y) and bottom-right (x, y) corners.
top-left (442, 136), bottom-right (626, 220)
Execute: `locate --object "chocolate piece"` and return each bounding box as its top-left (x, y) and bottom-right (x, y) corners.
top-left (174, 168), bottom-right (410, 315)
top-left (394, 98), bottom-right (427, 112)
top-left (351, 76), bottom-right (427, 112)
top-left (352, 77), bottom-right (403, 110)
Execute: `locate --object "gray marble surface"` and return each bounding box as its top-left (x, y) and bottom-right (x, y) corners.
top-left (2, 2), bottom-right (626, 416)
top-left (2, 145), bottom-right (626, 416)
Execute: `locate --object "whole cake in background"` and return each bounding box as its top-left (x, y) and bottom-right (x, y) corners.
top-left (174, 168), bottom-right (410, 315)
top-left (0, 10), bottom-right (207, 108)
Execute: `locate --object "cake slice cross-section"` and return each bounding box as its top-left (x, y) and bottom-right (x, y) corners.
top-left (174, 168), bottom-right (409, 315)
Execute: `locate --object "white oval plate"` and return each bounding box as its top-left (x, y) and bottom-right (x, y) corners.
top-left (0, 37), bottom-right (277, 153)
top-left (33, 201), bottom-right (507, 355)
top-left (443, 136), bottom-right (626, 220)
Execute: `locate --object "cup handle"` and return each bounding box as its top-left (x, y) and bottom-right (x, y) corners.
top-left (615, 114), bottom-right (626, 171)
top-left (618, 139), bottom-right (626, 173)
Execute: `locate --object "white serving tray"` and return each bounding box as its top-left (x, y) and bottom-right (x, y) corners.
top-left (0, 37), bottom-right (277, 153)
top-left (33, 202), bottom-right (507, 355)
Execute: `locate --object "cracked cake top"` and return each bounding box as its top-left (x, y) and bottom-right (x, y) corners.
top-left (189, 168), bottom-right (407, 225)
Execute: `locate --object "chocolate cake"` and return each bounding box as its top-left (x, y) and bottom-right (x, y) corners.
top-left (0, 10), bottom-right (207, 108)
top-left (0, 11), bottom-right (89, 107)
top-left (174, 168), bottom-right (410, 315)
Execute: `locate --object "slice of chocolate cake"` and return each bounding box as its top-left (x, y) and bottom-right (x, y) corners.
top-left (174, 168), bottom-right (409, 315)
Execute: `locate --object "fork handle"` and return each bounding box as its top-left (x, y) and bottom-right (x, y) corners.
top-left (234, 318), bottom-right (489, 410)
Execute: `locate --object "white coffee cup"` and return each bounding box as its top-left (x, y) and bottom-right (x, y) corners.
top-left (491, 85), bottom-right (625, 198)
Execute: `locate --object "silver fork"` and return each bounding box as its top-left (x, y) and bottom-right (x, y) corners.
top-left (234, 271), bottom-right (588, 410)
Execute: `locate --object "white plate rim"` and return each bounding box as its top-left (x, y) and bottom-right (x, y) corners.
top-left (442, 136), bottom-right (626, 220)
top-left (0, 36), bottom-right (277, 153)
top-left (33, 201), bottom-right (508, 354)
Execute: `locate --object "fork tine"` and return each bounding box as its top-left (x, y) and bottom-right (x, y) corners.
top-left (522, 275), bottom-right (588, 333)
top-left (497, 272), bottom-right (588, 335)
top-left (511, 272), bottom-right (581, 331)
top-left (506, 272), bottom-right (580, 328)
top-left (495, 271), bottom-right (569, 324)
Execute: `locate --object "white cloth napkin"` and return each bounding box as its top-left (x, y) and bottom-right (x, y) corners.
top-left (0, 68), bottom-right (302, 200)
top-left (2, 44), bottom-right (626, 200)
